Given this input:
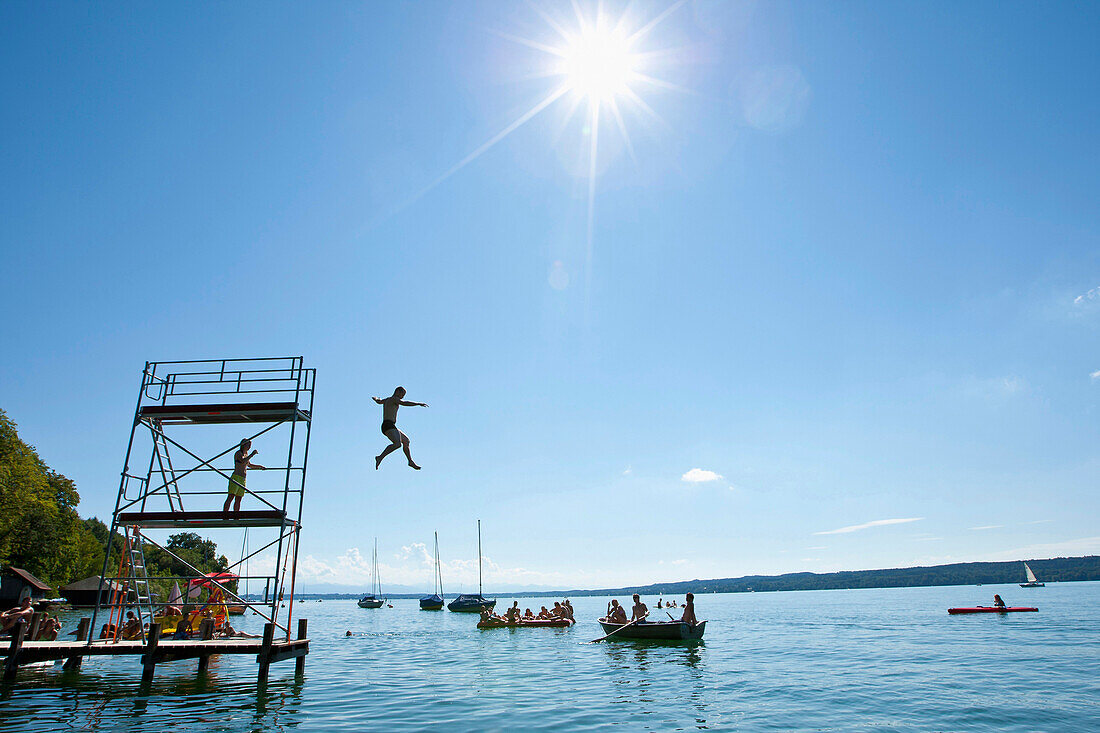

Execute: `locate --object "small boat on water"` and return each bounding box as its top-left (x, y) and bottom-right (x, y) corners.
top-left (447, 520), bottom-right (496, 613)
top-left (1019, 562), bottom-right (1045, 588)
top-left (420, 531), bottom-right (446, 611)
top-left (477, 618), bottom-right (574, 629)
top-left (597, 620), bottom-right (706, 641)
top-left (358, 539), bottom-right (386, 609)
top-left (948, 606), bottom-right (1038, 614)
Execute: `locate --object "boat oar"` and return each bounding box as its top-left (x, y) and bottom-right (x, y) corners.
top-left (666, 611), bottom-right (676, 622)
top-left (591, 613), bottom-right (648, 643)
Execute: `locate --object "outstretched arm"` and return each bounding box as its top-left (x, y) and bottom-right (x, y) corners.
top-left (399, 400), bottom-right (428, 407)
top-left (372, 397), bottom-right (384, 405)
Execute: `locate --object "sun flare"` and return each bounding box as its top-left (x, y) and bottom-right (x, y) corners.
top-left (560, 28), bottom-right (636, 103)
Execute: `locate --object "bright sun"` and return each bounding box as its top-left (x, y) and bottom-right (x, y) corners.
top-left (560, 28), bottom-right (636, 103)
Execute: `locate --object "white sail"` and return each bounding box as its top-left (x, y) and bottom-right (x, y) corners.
top-left (1024, 563), bottom-right (1037, 583)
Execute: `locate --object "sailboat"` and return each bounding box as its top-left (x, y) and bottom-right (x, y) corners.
top-left (358, 539), bottom-right (386, 608)
top-left (1019, 562), bottom-right (1045, 588)
top-left (447, 520), bottom-right (496, 613)
top-left (419, 531), bottom-right (446, 611)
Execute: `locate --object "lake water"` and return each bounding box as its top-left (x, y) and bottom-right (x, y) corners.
top-left (2, 582), bottom-right (1098, 731)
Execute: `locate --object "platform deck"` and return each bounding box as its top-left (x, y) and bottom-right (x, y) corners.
top-left (116, 510), bottom-right (295, 529)
top-left (139, 402), bottom-right (310, 425)
top-left (2, 638), bottom-right (305, 663)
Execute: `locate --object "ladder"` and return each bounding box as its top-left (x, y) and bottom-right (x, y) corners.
top-left (150, 420), bottom-right (185, 512)
top-left (107, 527), bottom-right (155, 642)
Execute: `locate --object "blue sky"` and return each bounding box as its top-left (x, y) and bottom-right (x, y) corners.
top-left (2, 1), bottom-right (1098, 593)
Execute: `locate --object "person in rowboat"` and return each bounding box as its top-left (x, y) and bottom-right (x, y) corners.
top-left (681, 593), bottom-right (697, 625)
top-left (605, 600), bottom-right (628, 624)
top-left (373, 387), bottom-right (428, 470)
top-left (631, 594), bottom-right (649, 623)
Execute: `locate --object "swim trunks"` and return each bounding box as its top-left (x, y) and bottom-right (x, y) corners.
top-left (227, 473), bottom-right (246, 497)
top-left (381, 420), bottom-right (396, 435)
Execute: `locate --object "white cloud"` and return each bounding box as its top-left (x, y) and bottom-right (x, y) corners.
top-left (1074, 286), bottom-right (1099, 305)
top-left (814, 517), bottom-right (923, 535)
top-left (1091, 370), bottom-right (1100, 380)
top-left (969, 525), bottom-right (1004, 531)
top-left (914, 537), bottom-right (943, 542)
top-left (622, 466), bottom-right (632, 475)
top-left (805, 546), bottom-right (827, 551)
top-left (682, 468), bottom-right (722, 483)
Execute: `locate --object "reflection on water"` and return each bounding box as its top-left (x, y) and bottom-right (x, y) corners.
top-left (2, 585), bottom-right (1100, 732)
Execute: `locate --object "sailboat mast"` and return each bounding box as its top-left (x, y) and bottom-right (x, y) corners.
top-left (478, 519), bottom-right (483, 598)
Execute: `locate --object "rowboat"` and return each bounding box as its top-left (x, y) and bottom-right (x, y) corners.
top-left (948, 606), bottom-right (1038, 614)
top-left (597, 620), bottom-right (706, 640)
top-left (477, 618), bottom-right (574, 629)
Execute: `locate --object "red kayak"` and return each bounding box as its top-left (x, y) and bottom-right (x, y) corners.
top-left (948, 606), bottom-right (1038, 614)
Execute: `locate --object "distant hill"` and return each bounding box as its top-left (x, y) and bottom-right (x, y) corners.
top-left (542, 556), bottom-right (1100, 598)
top-left (286, 556), bottom-right (1100, 601)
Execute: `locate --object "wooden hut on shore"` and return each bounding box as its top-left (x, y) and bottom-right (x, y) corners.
top-left (60, 576), bottom-right (121, 607)
top-left (0, 567), bottom-right (52, 606)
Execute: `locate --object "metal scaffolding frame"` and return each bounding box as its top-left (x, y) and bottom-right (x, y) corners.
top-left (90, 357), bottom-right (315, 644)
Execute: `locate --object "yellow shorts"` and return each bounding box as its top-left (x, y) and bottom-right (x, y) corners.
top-left (227, 473), bottom-right (246, 497)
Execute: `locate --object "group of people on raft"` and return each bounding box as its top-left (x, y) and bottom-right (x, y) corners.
top-left (480, 599), bottom-right (576, 625)
top-left (601, 593), bottom-right (698, 626)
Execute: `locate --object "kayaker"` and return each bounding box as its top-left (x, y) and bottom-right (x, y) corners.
top-left (631, 594), bottom-right (649, 623)
top-left (993, 594), bottom-right (1006, 608)
top-left (373, 387), bottom-right (428, 470)
top-left (681, 593), bottom-right (697, 625)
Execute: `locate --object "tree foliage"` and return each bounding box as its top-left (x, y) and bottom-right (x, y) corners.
top-left (0, 410), bottom-right (230, 595)
top-left (0, 409), bottom-right (103, 586)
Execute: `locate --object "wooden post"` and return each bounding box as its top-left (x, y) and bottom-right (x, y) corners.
top-left (257, 622), bottom-right (275, 682)
top-left (63, 618), bottom-right (91, 671)
top-left (141, 622), bottom-right (161, 684)
top-left (3, 621), bottom-right (26, 682)
top-left (27, 612), bottom-right (42, 642)
top-left (294, 618), bottom-right (307, 675)
top-left (197, 618), bottom-right (215, 672)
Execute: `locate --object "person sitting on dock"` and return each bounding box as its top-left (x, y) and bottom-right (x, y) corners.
top-left (0, 597), bottom-right (34, 633)
top-left (35, 614), bottom-right (61, 641)
top-left (605, 600), bottom-right (627, 624)
top-left (993, 594), bottom-right (1006, 608)
top-left (680, 593), bottom-right (697, 626)
top-left (631, 594), bottom-right (649, 623)
top-left (223, 438), bottom-right (265, 514)
top-left (122, 611), bottom-right (142, 640)
top-left (373, 387), bottom-right (428, 470)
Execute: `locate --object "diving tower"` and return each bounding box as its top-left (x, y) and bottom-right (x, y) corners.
top-left (78, 357), bottom-right (314, 680)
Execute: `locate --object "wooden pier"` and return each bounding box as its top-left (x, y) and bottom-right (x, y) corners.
top-left (2, 619), bottom-right (308, 684)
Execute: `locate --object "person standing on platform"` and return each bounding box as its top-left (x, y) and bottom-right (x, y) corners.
top-left (223, 438), bottom-right (265, 514)
top-left (373, 387), bottom-right (428, 470)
